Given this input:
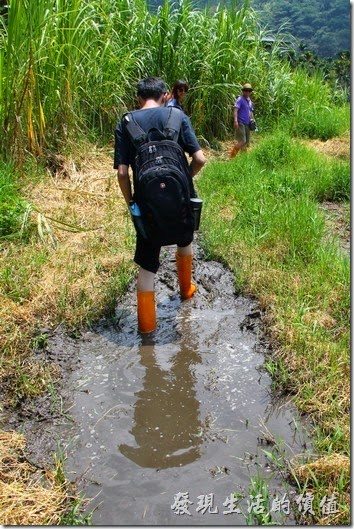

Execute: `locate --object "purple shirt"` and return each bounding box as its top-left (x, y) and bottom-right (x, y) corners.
top-left (234, 95), bottom-right (254, 125)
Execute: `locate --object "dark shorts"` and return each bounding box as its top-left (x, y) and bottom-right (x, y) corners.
top-left (134, 232), bottom-right (193, 273)
top-left (235, 122), bottom-right (250, 146)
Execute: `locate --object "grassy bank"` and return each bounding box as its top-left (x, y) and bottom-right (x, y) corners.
top-left (197, 130), bottom-right (350, 523)
top-left (0, 145), bottom-right (135, 389)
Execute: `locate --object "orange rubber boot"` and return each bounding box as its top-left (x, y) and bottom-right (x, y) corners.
top-left (176, 253), bottom-right (196, 299)
top-left (229, 145), bottom-right (240, 158)
top-left (137, 291), bottom-right (156, 333)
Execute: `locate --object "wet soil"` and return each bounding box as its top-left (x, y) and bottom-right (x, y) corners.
top-left (2, 239), bottom-right (312, 525)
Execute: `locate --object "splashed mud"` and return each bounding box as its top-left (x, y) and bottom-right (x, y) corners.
top-left (3, 241), bottom-right (312, 525)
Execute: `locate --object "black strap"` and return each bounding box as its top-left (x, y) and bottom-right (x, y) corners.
top-left (124, 113), bottom-right (147, 147)
top-left (124, 107), bottom-right (183, 147)
top-left (163, 107), bottom-right (183, 141)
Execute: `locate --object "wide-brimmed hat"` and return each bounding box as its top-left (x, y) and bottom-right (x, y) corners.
top-left (242, 83), bottom-right (253, 91)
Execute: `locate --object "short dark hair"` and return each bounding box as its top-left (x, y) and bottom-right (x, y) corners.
top-left (137, 77), bottom-right (168, 101)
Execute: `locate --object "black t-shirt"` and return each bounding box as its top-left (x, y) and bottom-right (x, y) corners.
top-left (113, 107), bottom-right (201, 171)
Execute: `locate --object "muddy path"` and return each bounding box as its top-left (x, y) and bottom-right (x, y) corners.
top-left (4, 239), bottom-right (312, 525)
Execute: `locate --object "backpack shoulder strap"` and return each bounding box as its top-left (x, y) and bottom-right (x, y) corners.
top-left (124, 107), bottom-right (183, 145)
top-left (163, 107), bottom-right (183, 141)
top-left (123, 112), bottom-right (147, 147)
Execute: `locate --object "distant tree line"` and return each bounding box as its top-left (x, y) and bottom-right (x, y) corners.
top-left (147, 0), bottom-right (350, 59)
top-left (251, 0), bottom-right (349, 59)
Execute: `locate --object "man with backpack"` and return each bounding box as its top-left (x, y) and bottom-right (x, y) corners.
top-left (114, 77), bottom-right (206, 333)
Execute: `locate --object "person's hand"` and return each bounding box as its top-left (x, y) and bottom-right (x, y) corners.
top-left (233, 120), bottom-right (239, 129)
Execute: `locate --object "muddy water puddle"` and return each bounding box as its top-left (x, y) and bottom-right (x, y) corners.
top-left (9, 242), bottom-right (312, 525)
top-left (50, 243), bottom-right (311, 525)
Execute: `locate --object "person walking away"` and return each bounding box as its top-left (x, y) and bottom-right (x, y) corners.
top-left (166, 80), bottom-right (189, 111)
top-left (230, 83), bottom-right (255, 158)
top-left (114, 77), bottom-right (206, 333)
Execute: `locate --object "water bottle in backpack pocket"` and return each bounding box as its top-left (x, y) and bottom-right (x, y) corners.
top-left (190, 197), bottom-right (203, 231)
top-left (129, 200), bottom-right (148, 239)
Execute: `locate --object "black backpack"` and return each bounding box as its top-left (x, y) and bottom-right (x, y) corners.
top-left (124, 107), bottom-right (195, 246)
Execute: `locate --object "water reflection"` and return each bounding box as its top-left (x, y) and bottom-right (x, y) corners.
top-left (119, 317), bottom-right (203, 469)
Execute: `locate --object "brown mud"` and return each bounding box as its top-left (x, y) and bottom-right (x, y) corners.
top-left (2, 238), bottom-right (313, 525)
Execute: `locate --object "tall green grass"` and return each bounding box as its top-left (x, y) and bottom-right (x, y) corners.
top-left (287, 71), bottom-right (350, 139)
top-left (0, 161), bottom-right (27, 237)
top-left (0, 0), bottom-right (348, 161)
top-left (200, 131), bottom-right (349, 263)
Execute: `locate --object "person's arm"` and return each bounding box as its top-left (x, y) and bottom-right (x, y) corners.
top-left (249, 99), bottom-right (255, 121)
top-left (189, 149), bottom-right (206, 178)
top-left (117, 164), bottom-right (133, 206)
top-left (115, 117), bottom-right (134, 205)
top-left (179, 115), bottom-right (206, 176)
top-left (233, 107), bottom-right (239, 128)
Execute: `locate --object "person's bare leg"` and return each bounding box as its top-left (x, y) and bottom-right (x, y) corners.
top-left (137, 267), bottom-right (155, 291)
top-left (176, 243), bottom-right (192, 257)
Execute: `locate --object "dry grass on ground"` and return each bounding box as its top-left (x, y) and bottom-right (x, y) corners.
top-left (1, 146), bottom-right (132, 358)
top-left (305, 131), bottom-right (350, 160)
top-left (290, 453), bottom-right (350, 525)
top-left (0, 430), bottom-right (69, 525)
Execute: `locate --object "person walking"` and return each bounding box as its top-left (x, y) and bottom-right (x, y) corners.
top-left (230, 83), bottom-right (255, 158)
top-left (114, 77), bottom-right (206, 333)
top-left (166, 80), bottom-right (189, 111)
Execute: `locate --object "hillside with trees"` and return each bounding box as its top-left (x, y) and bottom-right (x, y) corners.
top-left (148, 0), bottom-right (350, 59)
top-left (251, 0), bottom-right (350, 59)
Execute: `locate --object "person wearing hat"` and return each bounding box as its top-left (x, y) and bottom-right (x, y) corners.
top-left (230, 83), bottom-right (255, 158)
